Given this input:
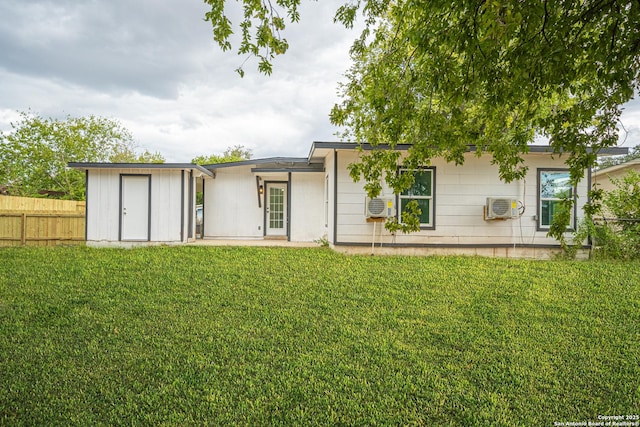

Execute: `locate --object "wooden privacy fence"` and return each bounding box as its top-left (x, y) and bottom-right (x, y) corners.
top-left (0, 196), bottom-right (86, 247)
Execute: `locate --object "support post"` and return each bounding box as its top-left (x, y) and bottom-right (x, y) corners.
top-left (21, 213), bottom-right (26, 246)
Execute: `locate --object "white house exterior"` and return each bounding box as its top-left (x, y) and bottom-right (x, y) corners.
top-left (593, 158), bottom-right (640, 193)
top-left (202, 158), bottom-right (325, 242)
top-left (71, 142), bottom-right (627, 258)
top-left (313, 143), bottom-right (591, 257)
top-left (200, 142), bottom-right (625, 258)
top-left (69, 163), bottom-right (213, 246)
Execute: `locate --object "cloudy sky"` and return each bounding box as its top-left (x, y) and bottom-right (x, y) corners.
top-left (0, 0), bottom-right (638, 162)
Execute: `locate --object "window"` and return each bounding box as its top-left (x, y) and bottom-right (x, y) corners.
top-left (398, 168), bottom-right (435, 228)
top-left (538, 169), bottom-right (575, 230)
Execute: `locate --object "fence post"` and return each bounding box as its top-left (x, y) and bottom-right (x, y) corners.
top-left (21, 213), bottom-right (26, 246)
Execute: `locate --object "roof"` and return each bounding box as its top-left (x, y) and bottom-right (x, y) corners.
top-left (68, 143), bottom-right (630, 176)
top-left (203, 157), bottom-right (324, 173)
top-left (593, 158), bottom-right (640, 176)
top-left (203, 157), bottom-right (308, 168)
top-left (68, 162), bottom-right (214, 178)
top-left (308, 141), bottom-right (629, 160)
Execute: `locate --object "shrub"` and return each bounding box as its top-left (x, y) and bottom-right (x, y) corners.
top-left (574, 170), bottom-right (640, 260)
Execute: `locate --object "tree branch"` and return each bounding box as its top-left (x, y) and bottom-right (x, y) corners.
top-left (541, 0), bottom-right (552, 45)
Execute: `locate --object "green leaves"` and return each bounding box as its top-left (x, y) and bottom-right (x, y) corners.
top-left (571, 171), bottom-right (640, 259)
top-left (200, 1), bottom-right (639, 243)
top-left (0, 112), bottom-right (161, 200)
top-left (203, 0), bottom-right (301, 76)
top-left (191, 144), bottom-right (252, 165)
top-left (328, 0), bottom-right (640, 240)
top-left (334, 3), bottom-right (359, 29)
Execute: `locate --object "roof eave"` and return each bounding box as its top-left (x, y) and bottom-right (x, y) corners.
top-left (308, 141), bottom-right (629, 158)
top-left (594, 158), bottom-right (640, 175)
top-left (67, 162), bottom-right (214, 178)
top-left (203, 157), bottom-right (313, 171)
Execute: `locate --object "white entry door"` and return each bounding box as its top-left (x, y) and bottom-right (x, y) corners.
top-left (266, 183), bottom-right (287, 236)
top-left (121, 175), bottom-right (150, 241)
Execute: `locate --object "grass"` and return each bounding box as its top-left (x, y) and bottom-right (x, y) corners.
top-left (0, 246), bottom-right (638, 426)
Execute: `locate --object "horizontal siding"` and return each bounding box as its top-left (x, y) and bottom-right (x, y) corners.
top-left (335, 150), bottom-right (588, 247)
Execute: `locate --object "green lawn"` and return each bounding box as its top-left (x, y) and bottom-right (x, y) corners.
top-left (0, 246), bottom-right (638, 426)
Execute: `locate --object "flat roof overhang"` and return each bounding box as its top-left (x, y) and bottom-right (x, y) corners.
top-left (68, 162), bottom-right (214, 178)
top-left (204, 157), bottom-right (324, 175)
top-left (308, 141), bottom-right (629, 161)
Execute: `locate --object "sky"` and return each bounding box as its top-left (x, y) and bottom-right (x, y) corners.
top-left (0, 0), bottom-right (639, 163)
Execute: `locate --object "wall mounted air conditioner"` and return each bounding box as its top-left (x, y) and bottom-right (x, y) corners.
top-left (365, 197), bottom-right (396, 218)
top-left (485, 197), bottom-right (518, 219)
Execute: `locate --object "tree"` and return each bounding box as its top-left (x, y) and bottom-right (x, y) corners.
top-left (204, 0), bottom-right (299, 76)
top-left (192, 145), bottom-right (252, 204)
top-left (110, 148), bottom-right (166, 164)
top-left (573, 170), bottom-right (640, 259)
top-left (191, 145), bottom-right (252, 165)
top-left (0, 111), bottom-right (164, 200)
top-left (605, 170), bottom-right (640, 228)
top-left (204, 0), bottom-right (640, 239)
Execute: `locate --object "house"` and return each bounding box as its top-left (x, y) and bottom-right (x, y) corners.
top-left (70, 142), bottom-right (627, 258)
top-left (591, 158), bottom-right (639, 221)
top-left (592, 158), bottom-right (640, 193)
top-left (67, 163), bottom-right (213, 246)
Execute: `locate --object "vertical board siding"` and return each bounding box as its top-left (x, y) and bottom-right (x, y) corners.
top-left (85, 168), bottom-right (187, 244)
top-left (149, 170), bottom-right (182, 242)
top-left (87, 170), bottom-right (120, 241)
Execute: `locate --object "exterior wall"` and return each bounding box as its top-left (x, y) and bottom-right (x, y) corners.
top-left (325, 151), bottom-right (336, 244)
top-left (593, 161), bottom-right (640, 193)
top-left (151, 169), bottom-right (189, 242)
top-left (204, 165), bottom-right (264, 239)
top-left (86, 168), bottom-right (190, 244)
top-left (333, 245), bottom-right (589, 260)
top-left (290, 173), bottom-right (325, 242)
top-left (203, 165), bottom-right (325, 242)
top-left (592, 161), bottom-right (640, 218)
top-left (86, 169), bottom-right (120, 242)
top-left (332, 150), bottom-right (589, 247)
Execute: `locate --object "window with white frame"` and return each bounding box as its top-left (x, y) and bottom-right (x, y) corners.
top-left (398, 168), bottom-right (435, 228)
top-left (538, 169), bottom-right (575, 229)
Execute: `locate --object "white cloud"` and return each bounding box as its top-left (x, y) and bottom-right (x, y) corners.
top-left (0, 0), bottom-right (637, 164)
top-left (0, 0), bottom-right (358, 161)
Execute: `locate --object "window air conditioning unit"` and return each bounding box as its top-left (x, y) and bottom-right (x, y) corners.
top-left (365, 197), bottom-right (396, 218)
top-left (486, 197), bottom-right (518, 219)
